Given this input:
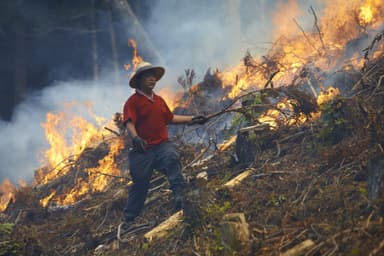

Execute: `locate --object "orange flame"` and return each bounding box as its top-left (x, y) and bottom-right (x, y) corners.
top-left (0, 179), bottom-right (16, 212)
top-left (36, 101), bottom-right (127, 207)
top-left (33, 0), bottom-right (383, 208)
top-left (40, 190), bottom-right (56, 207)
top-left (57, 179), bottom-right (89, 206)
top-left (46, 138), bottom-right (124, 207)
top-left (158, 87), bottom-right (182, 111)
top-left (38, 102), bottom-right (107, 185)
top-left (127, 39), bottom-right (143, 71)
top-left (86, 138), bottom-right (124, 193)
top-left (35, 40), bottom-right (148, 208)
top-left (317, 86), bottom-right (340, 105)
top-left (216, 0), bottom-right (383, 103)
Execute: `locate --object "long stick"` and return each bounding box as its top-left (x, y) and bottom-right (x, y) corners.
top-left (205, 70), bottom-right (280, 120)
top-left (206, 107), bottom-right (243, 119)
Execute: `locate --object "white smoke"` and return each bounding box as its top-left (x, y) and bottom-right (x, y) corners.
top-left (0, 76), bottom-right (132, 184)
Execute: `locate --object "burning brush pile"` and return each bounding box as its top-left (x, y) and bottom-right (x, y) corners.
top-left (1, 1), bottom-right (384, 255)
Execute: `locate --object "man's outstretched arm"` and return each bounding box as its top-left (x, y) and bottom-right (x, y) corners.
top-left (171, 115), bottom-right (208, 125)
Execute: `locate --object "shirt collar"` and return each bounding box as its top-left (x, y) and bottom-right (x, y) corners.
top-left (136, 89), bottom-right (155, 102)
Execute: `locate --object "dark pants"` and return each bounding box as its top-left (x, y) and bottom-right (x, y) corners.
top-left (123, 141), bottom-right (185, 221)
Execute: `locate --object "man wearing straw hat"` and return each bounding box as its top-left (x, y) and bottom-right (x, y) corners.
top-left (121, 62), bottom-right (207, 227)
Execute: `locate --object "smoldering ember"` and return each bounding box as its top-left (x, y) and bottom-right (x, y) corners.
top-left (1, 1), bottom-right (384, 256)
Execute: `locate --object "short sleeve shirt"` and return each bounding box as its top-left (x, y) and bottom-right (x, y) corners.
top-left (123, 92), bottom-right (174, 147)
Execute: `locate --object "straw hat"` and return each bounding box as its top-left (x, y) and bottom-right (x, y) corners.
top-left (129, 62), bottom-right (165, 88)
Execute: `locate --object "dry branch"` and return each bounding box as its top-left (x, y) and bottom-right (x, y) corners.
top-left (309, 6), bottom-right (326, 52)
top-left (282, 239), bottom-right (315, 256)
top-left (144, 210), bottom-right (184, 243)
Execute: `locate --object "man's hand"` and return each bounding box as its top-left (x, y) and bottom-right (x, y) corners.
top-left (190, 115), bottom-right (208, 125)
top-left (132, 136), bottom-right (147, 152)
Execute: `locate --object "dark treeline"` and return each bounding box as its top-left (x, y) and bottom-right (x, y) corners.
top-left (0, 0), bottom-right (156, 121)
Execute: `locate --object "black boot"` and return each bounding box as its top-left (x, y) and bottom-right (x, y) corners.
top-left (174, 195), bottom-right (184, 211)
top-left (172, 185), bottom-right (186, 211)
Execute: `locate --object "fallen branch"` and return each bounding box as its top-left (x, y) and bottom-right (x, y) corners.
top-left (369, 240), bottom-right (384, 256)
top-left (94, 206), bottom-right (109, 232)
top-left (183, 137), bottom-right (212, 171)
top-left (144, 210), bottom-right (184, 243)
top-left (351, 63), bottom-right (377, 91)
top-left (282, 239), bottom-right (315, 256)
top-left (367, 74), bottom-right (384, 100)
top-left (304, 228), bottom-right (360, 256)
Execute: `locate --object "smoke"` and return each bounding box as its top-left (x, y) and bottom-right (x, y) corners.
top-left (144, 0), bottom-right (322, 87)
top-left (0, 76), bottom-right (130, 184)
top-left (0, 0), bottom-right (325, 184)
top-left (145, 0), bottom-right (269, 85)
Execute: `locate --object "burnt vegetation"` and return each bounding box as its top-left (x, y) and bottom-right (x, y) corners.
top-left (2, 16), bottom-right (384, 256)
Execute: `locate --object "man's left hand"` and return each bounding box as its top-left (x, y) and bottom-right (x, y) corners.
top-left (132, 136), bottom-right (147, 152)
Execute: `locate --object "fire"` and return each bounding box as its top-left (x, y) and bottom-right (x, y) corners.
top-left (317, 86), bottom-right (340, 105)
top-left (358, 0), bottom-right (383, 25)
top-left (87, 138), bottom-right (124, 193)
top-left (203, 0), bottom-right (383, 130)
top-left (272, 0), bottom-right (303, 38)
top-left (0, 179), bottom-right (16, 212)
top-left (218, 65), bottom-right (267, 98)
top-left (257, 99), bottom-right (308, 129)
top-left (40, 190), bottom-right (56, 208)
top-left (125, 39), bottom-right (143, 71)
top-left (360, 5), bottom-right (373, 24)
top-left (57, 179), bottom-right (89, 206)
top-left (38, 139), bottom-right (124, 207)
top-left (35, 101), bottom-right (127, 207)
top-left (321, 0), bottom-right (383, 45)
top-left (38, 102), bottom-right (107, 185)
top-left (158, 87), bottom-right (180, 111)
top-left (35, 39), bottom-right (148, 208)
top-left (219, 0), bottom-right (382, 102)
top-left (16, 0), bottom-right (384, 210)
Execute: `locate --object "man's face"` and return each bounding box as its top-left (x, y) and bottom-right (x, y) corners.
top-left (139, 70), bottom-right (157, 92)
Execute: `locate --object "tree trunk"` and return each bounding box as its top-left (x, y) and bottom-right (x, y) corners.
top-left (90, 0), bottom-right (99, 82)
top-left (107, 8), bottom-right (121, 88)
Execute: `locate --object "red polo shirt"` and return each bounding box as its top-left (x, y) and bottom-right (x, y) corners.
top-left (123, 91), bottom-right (174, 147)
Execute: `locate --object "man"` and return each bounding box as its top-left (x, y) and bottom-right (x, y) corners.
top-left (121, 62), bottom-right (207, 226)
